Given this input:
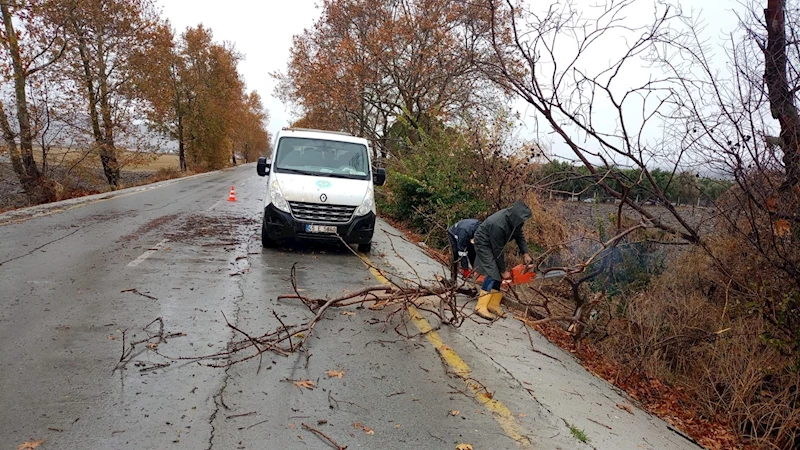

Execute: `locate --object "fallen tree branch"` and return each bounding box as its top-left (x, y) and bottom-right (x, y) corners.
top-left (121, 288), bottom-right (157, 300)
top-left (302, 422), bottom-right (347, 450)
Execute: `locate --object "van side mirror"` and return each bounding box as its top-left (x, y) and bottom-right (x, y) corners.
top-left (374, 167), bottom-right (386, 186)
top-left (256, 157), bottom-right (270, 177)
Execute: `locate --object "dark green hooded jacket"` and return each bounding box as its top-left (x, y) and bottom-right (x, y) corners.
top-left (473, 201), bottom-right (532, 280)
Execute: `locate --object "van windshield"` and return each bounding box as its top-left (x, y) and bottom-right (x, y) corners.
top-left (274, 137), bottom-right (370, 180)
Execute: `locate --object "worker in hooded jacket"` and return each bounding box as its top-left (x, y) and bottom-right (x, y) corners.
top-left (472, 200), bottom-right (533, 319)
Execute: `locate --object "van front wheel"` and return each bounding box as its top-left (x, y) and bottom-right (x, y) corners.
top-left (357, 242), bottom-right (372, 254)
top-left (262, 222), bottom-right (276, 248)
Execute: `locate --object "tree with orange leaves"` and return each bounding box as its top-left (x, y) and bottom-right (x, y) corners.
top-left (275, 0), bottom-right (503, 158)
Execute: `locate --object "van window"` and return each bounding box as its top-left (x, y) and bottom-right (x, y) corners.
top-left (274, 137), bottom-right (369, 180)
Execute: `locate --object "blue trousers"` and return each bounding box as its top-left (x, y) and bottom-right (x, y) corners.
top-left (481, 277), bottom-right (501, 292)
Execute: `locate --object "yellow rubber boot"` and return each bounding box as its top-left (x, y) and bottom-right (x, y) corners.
top-left (487, 290), bottom-right (507, 318)
top-left (473, 290), bottom-right (496, 320)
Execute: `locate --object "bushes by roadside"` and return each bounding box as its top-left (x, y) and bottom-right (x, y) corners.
top-left (378, 113), bottom-right (542, 248)
top-left (379, 120), bottom-right (799, 448)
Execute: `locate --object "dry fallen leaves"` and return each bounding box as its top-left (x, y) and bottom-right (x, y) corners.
top-left (449, 410), bottom-right (460, 416)
top-left (340, 311), bottom-right (356, 316)
top-left (616, 403), bottom-right (633, 414)
top-left (146, 342), bottom-right (158, 350)
top-left (368, 300), bottom-right (388, 310)
top-left (18, 440), bottom-right (45, 450)
top-left (293, 380), bottom-right (315, 390)
top-left (477, 391), bottom-right (494, 400)
top-left (766, 196), bottom-right (778, 212)
top-left (456, 444), bottom-right (473, 450)
top-left (326, 369), bottom-right (345, 379)
top-left (774, 219), bottom-right (791, 237)
top-left (352, 422), bottom-right (374, 435)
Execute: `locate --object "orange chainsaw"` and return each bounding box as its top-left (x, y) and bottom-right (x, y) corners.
top-left (503, 264), bottom-right (536, 287)
top-left (469, 264), bottom-right (536, 286)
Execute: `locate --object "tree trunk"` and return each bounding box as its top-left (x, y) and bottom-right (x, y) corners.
top-left (74, 21), bottom-right (120, 186)
top-left (75, 29), bottom-right (104, 153)
top-left (0, 101), bottom-right (24, 178)
top-left (96, 33), bottom-right (119, 186)
top-left (764, 0), bottom-right (800, 190)
top-left (177, 113), bottom-right (186, 171)
top-left (1, 4), bottom-right (47, 199)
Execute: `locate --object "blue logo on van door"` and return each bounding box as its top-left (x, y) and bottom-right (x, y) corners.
top-left (316, 180), bottom-right (332, 188)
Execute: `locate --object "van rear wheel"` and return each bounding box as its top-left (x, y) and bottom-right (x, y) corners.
top-left (357, 242), bottom-right (372, 254)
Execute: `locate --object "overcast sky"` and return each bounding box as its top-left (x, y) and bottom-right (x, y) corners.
top-left (157, 0), bottom-right (320, 140)
top-left (156, 0), bottom-right (747, 157)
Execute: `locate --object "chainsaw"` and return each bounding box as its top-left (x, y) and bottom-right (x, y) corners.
top-left (503, 264), bottom-right (536, 287)
top-left (467, 264), bottom-right (536, 287)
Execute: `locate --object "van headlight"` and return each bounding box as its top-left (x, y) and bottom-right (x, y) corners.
top-left (270, 179), bottom-right (290, 213)
top-left (355, 188), bottom-right (374, 216)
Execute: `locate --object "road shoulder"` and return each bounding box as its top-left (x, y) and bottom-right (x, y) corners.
top-left (367, 218), bottom-right (702, 450)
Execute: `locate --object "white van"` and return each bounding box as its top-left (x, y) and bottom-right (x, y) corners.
top-left (256, 128), bottom-right (386, 253)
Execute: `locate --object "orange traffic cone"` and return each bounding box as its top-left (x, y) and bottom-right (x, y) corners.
top-left (228, 186), bottom-right (237, 202)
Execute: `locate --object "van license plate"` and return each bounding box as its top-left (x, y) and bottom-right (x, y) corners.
top-left (306, 224), bottom-right (337, 234)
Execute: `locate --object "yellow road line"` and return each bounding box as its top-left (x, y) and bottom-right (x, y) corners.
top-left (363, 262), bottom-right (532, 447)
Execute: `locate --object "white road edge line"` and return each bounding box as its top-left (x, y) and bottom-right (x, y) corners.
top-left (208, 200), bottom-right (222, 211)
top-left (127, 239), bottom-right (170, 267)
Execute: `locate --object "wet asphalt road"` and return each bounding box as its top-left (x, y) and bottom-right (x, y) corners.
top-left (0, 165), bottom-right (541, 450)
top-left (0, 164), bottom-right (701, 450)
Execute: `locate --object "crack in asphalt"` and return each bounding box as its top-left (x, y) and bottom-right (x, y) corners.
top-left (461, 330), bottom-right (545, 406)
top-left (0, 227), bottom-right (82, 267)
top-left (143, 199), bottom-right (181, 212)
top-left (207, 369), bottom-right (230, 450)
top-left (207, 231), bottom-right (254, 450)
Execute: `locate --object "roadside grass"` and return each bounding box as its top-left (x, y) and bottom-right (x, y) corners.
top-left (126, 153), bottom-right (180, 172)
top-left (1, 148), bottom-right (201, 213)
top-left (566, 422), bottom-right (589, 443)
top-left (32, 147), bottom-right (180, 172)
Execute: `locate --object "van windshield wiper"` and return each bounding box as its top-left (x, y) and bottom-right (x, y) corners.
top-left (276, 167), bottom-right (317, 176)
top-left (325, 173), bottom-right (367, 180)
top-left (277, 167), bottom-right (367, 179)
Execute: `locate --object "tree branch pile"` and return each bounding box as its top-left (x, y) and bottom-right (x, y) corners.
top-left (117, 261), bottom-right (480, 369)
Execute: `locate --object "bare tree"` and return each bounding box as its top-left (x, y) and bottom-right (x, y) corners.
top-left (475, 1), bottom-right (799, 446)
top-left (0, 0), bottom-right (69, 200)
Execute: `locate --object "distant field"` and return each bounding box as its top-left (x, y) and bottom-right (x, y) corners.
top-left (126, 153), bottom-right (180, 172)
top-left (31, 147), bottom-right (180, 173)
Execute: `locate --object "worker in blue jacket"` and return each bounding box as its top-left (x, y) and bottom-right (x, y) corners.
top-left (448, 218), bottom-right (481, 281)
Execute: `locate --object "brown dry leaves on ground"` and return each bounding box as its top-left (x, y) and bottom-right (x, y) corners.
top-left (17, 441), bottom-right (45, 450)
top-left (352, 422), bottom-right (374, 435)
top-left (525, 320), bottom-right (750, 450)
top-left (293, 380), bottom-right (316, 390)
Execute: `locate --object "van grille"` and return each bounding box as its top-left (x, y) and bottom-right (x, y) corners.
top-left (288, 201), bottom-right (355, 223)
